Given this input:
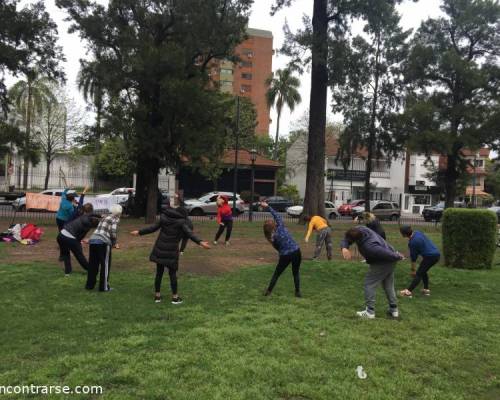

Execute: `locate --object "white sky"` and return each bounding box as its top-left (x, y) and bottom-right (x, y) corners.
top-left (7, 0), bottom-right (444, 138)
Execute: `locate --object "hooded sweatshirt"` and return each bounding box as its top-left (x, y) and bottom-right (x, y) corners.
top-left (216, 196), bottom-right (233, 224)
top-left (56, 189), bottom-right (76, 222)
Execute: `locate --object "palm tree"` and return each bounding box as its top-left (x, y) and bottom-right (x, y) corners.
top-left (78, 61), bottom-right (105, 151)
top-left (9, 72), bottom-right (56, 189)
top-left (266, 68), bottom-right (302, 160)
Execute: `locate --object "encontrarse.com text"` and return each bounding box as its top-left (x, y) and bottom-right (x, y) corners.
top-left (0, 385), bottom-right (103, 395)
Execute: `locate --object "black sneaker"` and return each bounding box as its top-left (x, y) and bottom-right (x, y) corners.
top-left (171, 296), bottom-right (183, 305)
top-left (154, 294), bottom-right (162, 303)
top-left (263, 289), bottom-right (272, 296)
top-left (295, 291), bottom-right (302, 298)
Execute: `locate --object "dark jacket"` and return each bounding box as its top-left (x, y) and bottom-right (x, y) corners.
top-left (63, 213), bottom-right (101, 241)
top-left (139, 207), bottom-right (201, 266)
top-left (340, 226), bottom-right (401, 265)
top-left (366, 219), bottom-right (386, 240)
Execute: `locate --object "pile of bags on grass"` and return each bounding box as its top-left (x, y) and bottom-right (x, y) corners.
top-left (0, 223), bottom-right (44, 245)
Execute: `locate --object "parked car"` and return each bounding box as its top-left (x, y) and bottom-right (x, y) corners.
top-left (12, 188), bottom-right (69, 212)
top-left (488, 206), bottom-right (500, 223)
top-left (422, 202), bottom-right (445, 222)
top-left (352, 200), bottom-right (401, 221)
top-left (250, 196), bottom-right (294, 212)
top-left (97, 187), bottom-right (135, 205)
top-left (286, 201), bottom-right (340, 220)
top-left (338, 199), bottom-right (366, 216)
top-left (183, 191), bottom-right (245, 216)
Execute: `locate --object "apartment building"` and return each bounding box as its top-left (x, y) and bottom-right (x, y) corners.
top-left (212, 28), bottom-right (273, 136)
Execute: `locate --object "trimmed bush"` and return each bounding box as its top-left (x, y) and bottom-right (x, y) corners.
top-left (442, 208), bottom-right (497, 269)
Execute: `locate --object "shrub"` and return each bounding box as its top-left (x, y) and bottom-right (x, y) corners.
top-left (442, 208), bottom-right (497, 269)
top-left (277, 184), bottom-right (301, 205)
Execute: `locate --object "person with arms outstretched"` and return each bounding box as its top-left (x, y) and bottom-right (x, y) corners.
top-left (261, 201), bottom-right (302, 297)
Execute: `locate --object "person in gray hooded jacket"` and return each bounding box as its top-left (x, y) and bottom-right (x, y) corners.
top-left (341, 226), bottom-right (403, 319)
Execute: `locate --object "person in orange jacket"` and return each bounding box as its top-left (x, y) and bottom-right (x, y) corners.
top-left (213, 195), bottom-right (233, 246)
top-left (304, 215), bottom-right (333, 260)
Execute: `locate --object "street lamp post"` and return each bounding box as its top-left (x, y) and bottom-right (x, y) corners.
top-left (249, 149), bottom-right (257, 222)
top-left (232, 96), bottom-right (240, 214)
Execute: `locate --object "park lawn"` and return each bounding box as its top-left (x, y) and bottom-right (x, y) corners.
top-left (1, 248), bottom-right (499, 399)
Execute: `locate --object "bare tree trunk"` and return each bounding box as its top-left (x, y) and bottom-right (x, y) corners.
top-left (23, 83), bottom-right (33, 190)
top-left (364, 35), bottom-right (381, 213)
top-left (302, 0), bottom-right (328, 220)
top-left (44, 157), bottom-right (51, 190)
top-left (273, 106), bottom-right (281, 160)
top-left (145, 163), bottom-right (159, 223)
top-left (444, 154), bottom-right (458, 208)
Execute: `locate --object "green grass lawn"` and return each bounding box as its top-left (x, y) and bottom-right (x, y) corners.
top-left (0, 222), bottom-right (499, 399)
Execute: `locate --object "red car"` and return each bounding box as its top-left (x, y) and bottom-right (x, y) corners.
top-left (338, 199), bottom-right (365, 216)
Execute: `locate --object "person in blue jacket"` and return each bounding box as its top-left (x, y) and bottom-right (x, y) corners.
top-left (261, 201), bottom-right (302, 298)
top-left (56, 189), bottom-right (77, 231)
top-left (399, 225), bottom-right (441, 297)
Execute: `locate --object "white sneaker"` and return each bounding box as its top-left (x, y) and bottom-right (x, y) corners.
top-left (387, 309), bottom-right (400, 318)
top-left (356, 309), bottom-right (375, 319)
top-left (225, 241), bottom-right (230, 246)
top-left (213, 241), bottom-right (218, 245)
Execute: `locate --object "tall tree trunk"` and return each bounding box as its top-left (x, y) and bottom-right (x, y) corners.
top-left (145, 159), bottom-right (160, 223)
top-left (364, 35), bottom-right (381, 213)
top-left (134, 163), bottom-right (147, 218)
top-left (273, 106), bottom-right (281, 160)
top-left (44, 158), bottom-right (51, 190)
top-left (23, 82), bottom-right (33, 190)
top-left (444, 154), bottom-right (458, 208)
top-left (303, 0), bottom-right (328, 220)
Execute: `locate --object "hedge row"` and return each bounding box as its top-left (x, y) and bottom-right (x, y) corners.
top-left (442, 208), bottom-right (497, 269)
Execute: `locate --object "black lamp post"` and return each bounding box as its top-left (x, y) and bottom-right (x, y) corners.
top-left (249, 148), bottom-right (257, 222)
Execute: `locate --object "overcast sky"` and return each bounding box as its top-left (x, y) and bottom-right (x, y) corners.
top-left (8, 0), bottom-right (444, 138)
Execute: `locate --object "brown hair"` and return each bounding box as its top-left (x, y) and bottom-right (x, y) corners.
top-left (82, 203), bottom-right (94, 214)
top-left (345, 227), bottom-right (363, 244)
top-left (263, 219), bottom-right (276, 243)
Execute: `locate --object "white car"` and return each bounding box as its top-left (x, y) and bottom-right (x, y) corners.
top-left (286, 201), bottom-right (340, 219)
top-left (184, 191), bottom-right (245, 216)
top-left (97, 187), bottom-right (135, 205)
top-left (12, 188), bottom-right (71, 212)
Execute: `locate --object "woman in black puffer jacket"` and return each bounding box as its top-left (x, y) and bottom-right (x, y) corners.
top-left (131, 206), bottom-right (210, 305)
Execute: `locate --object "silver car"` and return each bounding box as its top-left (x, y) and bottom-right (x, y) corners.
top-left (184, 192), bottom-right (245, 216)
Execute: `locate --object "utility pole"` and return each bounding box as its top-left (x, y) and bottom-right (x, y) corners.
top-left (232, 96), bottom-right (240, 214)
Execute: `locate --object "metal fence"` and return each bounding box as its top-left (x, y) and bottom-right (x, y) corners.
top-left (0, 205), bottom-right (439, 228)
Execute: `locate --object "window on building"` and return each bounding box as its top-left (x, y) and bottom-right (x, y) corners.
top-left (414, 195), bottom-right (430, 205)
top-left (220, 68), bottom-right (233, 75)
top-left (240, 61), bottom-right (253, 68)
top-left (241, 84), bottom-right (252, 93)
top-left (242, 49), bottom-right (254, 58)
top-left (220, 80), bottom-right (232, 87)
top-left (474, 159), bottom-right (484, 167)
top-left (241, 73), bottom-right (252, 80)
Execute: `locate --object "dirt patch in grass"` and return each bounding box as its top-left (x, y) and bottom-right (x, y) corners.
top-left (0, 219), bottom-right (441, 275)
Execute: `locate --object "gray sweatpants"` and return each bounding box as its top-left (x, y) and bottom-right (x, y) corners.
top-left (313, 227), bottom-right (333, 260)
top-left (364, 262), bottom-right (398, 313)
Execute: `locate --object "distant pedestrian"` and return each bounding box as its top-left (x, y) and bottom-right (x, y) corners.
top-left (399, 226), bottom-right (440, 297)
top-left (341, 226), bottom-right (403, 319)
top-left (303, 214), bottom-right (332, 260)
top-left (213, 195), bottom-right (233, 246)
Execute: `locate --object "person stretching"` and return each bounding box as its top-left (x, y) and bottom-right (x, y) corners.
top-left (131, 202), bottom-right (210, 304)
top-left (341, 226), bottom-right (403, 319)
top-left (86, 204), bottom-right (123, 292)
top-left (57, 204), bottom-right (100, 276)
top-left (304, 214), bottom-right (332, 260)
top-left (359, 212), bottom-right (386, 239)
top-left (262, 202), bottom-right (302, 297)
top-left (399, 226), bottom-right (441, 297)
top-left (213, 195), bottom-right (233, 246)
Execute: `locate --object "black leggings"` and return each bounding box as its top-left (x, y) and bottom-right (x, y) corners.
top-left (215, 220), bottom-right (233, 242)
top-left (155, 264), bottom-right (178, 294)
top-left (267, 249), bottom-right (302, 293)
top-left (57, 234), bottom-right (89, 274)
top-left (408, 255), bottom-right (440, 291)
